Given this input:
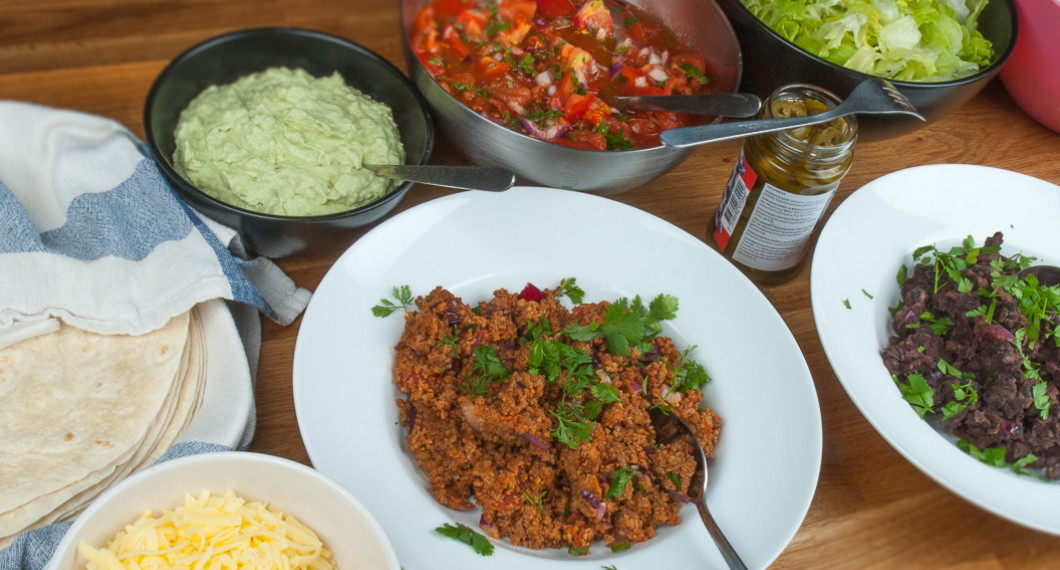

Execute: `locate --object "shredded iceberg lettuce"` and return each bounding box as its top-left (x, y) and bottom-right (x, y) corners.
top-left (741, 0), bottom-right (994, 82)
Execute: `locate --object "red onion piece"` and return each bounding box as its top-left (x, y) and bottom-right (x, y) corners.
top-left (460, 400), bottom-right (484, 432)
top-left (580, 489), bottom-right (606, 519)
top-left (983, 323), bottom-right (1016, 343)
top-left (522, 432), bottom-right (551, 450)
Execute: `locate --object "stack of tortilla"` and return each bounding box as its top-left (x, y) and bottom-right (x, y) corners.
top-left (0, 307), bottom-right (207, 548)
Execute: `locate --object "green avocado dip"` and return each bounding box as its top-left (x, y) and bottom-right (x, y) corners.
top-left (173, 67), bottom-right (405, 217)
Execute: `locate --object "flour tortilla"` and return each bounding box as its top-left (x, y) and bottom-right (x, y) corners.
top-left (0, 309), bottom-right (202, 543)
top-left (0, 308), bottom-right (208, 541)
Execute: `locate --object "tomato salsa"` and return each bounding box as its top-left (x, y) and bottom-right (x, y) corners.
top-left (410, 0), bottom-right (718, 150)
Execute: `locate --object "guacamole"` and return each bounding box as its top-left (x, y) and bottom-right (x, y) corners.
top-left (173, 67), bottom-right (405, 217)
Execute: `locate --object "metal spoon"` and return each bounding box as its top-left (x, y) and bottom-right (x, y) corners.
top-left (363, 164), bottom-right (515, 192)
top-left (660, 78), bottom-right (923, 148)
top-left (614, 92), bottom-right (762, 118)
top-left (1021, 264), bottom-right (1060, 287)
top-left (648, 406), bottom-right (747, 570)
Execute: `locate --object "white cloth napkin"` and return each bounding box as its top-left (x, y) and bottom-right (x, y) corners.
top-left (0, 101), bottom-right (311, 569)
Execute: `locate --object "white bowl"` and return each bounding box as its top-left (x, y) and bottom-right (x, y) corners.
top-left (45, 451), bottom-right (400, 569)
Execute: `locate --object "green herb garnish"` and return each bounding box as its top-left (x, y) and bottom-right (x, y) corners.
top-left (372, 285), bottom-right (413, 317)
top-left (606, 467), bottom-right (636, 498)
top-left (435, 522), bottom-right (494, 556)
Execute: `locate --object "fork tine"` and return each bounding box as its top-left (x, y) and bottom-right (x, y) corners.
top-left (877, 79), bottom-right (925, 120)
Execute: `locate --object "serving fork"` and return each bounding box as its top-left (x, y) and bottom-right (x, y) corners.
top-left (659, 78), bottom-right (923, 148)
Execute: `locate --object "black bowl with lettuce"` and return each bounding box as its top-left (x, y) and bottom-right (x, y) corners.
top-left (716, 0), bottom-right (1017, 141)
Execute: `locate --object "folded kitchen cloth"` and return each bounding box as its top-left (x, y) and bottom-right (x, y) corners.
top-left (0, 101), bottom-right (312, 569)
top-left (0, 100), bottom-right (312, 336)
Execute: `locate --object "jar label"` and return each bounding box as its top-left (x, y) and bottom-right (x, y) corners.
top-left (713, 152), bottom-right (757, 250)
top-left (731, 180), bottom-right (838, 271)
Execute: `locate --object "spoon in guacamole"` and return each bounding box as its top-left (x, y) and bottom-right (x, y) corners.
top-left (363, 163), bottom-right (515, 192)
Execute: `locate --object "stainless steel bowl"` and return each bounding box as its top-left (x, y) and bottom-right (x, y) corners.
top-left (399, 0), bottom-right (743, 194)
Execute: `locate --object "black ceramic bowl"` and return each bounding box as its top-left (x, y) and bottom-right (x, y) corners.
top-left (144, 27), bottom-right (433, 258)
top-left (714, 0), bottom-right (1018, 141)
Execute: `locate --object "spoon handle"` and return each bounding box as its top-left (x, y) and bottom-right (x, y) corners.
top-left (365, 164), bottom-right (515, 192)
top-left (660, 108), bottom-right (846, 147)
top-left (696, 500), bottom-right (749, 570)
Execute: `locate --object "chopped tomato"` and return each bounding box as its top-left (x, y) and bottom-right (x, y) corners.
top-left (625, 20), bottom-right (645, 43)
top-left (477, 56), bottom-right (511, 79)
top-left (455, 9), bottom-right (489, 39)
top-left (562, 92), bottom-right (595, 121)
top-left (671, 53), bottom-right (707, 75)
top-left (413, 6), bottom-right (438, 36)
top-left (537, 0), bottom-right (576, 19)
top-left (417, 51), bottom-right (445, 76)
top-left (573, 0), bottom-right (613, 39)
top-left (442, 25), bottom-right (469, 58)
top-left (498, 0), bottom-right (537, 23)
top-left (561, 129), bottom-right (608, 150)
top-left (433, 0), bottom-right (474, 19)
top-left (490, 85), bottom-right (534, 110)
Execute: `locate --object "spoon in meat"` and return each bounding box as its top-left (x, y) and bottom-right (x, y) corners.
top-left (1021, 264), bottom-right (1060, 287)
top-left (648, 406), bottom-right (747, 570)
top-left (363, 164), bottom-right (515, 192)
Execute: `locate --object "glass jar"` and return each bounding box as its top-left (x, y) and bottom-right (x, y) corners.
top-left (707, 84), bottom-right (857, 285)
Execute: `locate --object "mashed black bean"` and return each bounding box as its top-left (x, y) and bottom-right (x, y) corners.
top-left (882, 232), bottom-right (1060, 478)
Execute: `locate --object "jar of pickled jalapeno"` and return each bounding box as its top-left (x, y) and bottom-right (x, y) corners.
top-left (708, 84), bottom-right (857, 285)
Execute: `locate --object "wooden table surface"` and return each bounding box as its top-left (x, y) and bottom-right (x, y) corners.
top-left (5, 1), bottom-right (1060, 568)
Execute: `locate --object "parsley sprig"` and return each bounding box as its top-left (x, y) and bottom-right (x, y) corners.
top-left (371, 285), bottom-right (414, 317)
top-left (435, 522), bottom-right (494, 556)
top-left (563, 294), bottom-right (678, 356)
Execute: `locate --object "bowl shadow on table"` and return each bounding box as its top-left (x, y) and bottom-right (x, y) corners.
top-left (714, 0), bottom-right (1018, 142)
top-left (144, 27), bottom-right (434, 259)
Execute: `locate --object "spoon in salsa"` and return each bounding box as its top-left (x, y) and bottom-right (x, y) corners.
top-left (648, 406), bottom-right (747, 570)
top-left (363, 164), bottom-right (516, 192)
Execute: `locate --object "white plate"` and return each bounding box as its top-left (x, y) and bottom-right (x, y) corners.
top-left (811, 164), bottom-right (1060, 534)
top-left (293, 187), bottom-right (822, 569)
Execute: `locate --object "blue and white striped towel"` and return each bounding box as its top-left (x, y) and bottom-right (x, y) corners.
top-left (0, 101), bottom-right (311, 335)
top-left (0, 101), bottom-right (312, 569)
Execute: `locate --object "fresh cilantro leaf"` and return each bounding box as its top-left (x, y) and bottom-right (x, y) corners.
top-left (463, 346), bottom-right (510, 396)
top-left (941, 380), bottom-right (978, 420)
top-left (862, 289), bottom-right (874, 299)
top-left (372, 285), bottom-right (414, 317)
top-left (843, 299), bottom-right (852, 309)
top-left (938, 359), bottom-right (974, 381)
top-left (666, 472), bottom-right (681, 490)
top-left (678, 63), bottom-right (710, 85)
top-left (672, 345), bottom-right (710, 393)
top-left (1032, 381), bottom-right (1051, 420)
top-left (591, 382), bottom-right (621, 403)
top-left (435, 522), bottom-right (494, 556)
top-left (568, 545), bottom-right (590, 556)
top-left (894, 373), bottom-right (934, 418)
top-left (559, 277), bottom-right (585, 304)
top-left (435, 335), bottom-right (459, 356)
top-left (606, 466), bottom-right (636, 498)
top-left (957, 440), bottom-right (1038, 475)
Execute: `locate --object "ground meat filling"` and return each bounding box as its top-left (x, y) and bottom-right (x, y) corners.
top-left (393, 285), bottom-right (720, 551)
top-left (882, 232), bottom-right (1060, 478)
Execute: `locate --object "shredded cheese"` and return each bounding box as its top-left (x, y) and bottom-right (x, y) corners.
top-left (77, 490), bottom-right (336, 570)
